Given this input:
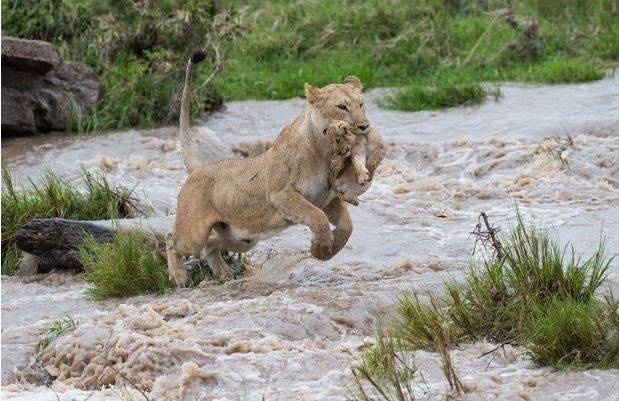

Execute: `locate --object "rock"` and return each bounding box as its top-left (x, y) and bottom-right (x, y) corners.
top-left (1, 37), bottom-right (101, 135)
top-left (1, 87), bottom-right (36, 134)
top-left (1, 37), bottom-right (61, 74)
top-left (14, 218), bottom-right (115, 273)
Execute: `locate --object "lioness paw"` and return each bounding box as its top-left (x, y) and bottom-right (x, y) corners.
top-left (311, 231), bottom-right (334, 260)
top-left (169, 268), bottom-right (189, 287)
top-left (357, 169), bottom-right (370, 185)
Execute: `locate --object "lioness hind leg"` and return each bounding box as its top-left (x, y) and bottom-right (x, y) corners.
top-left (166, 231), bottom-right (189, 287)
top-left (203, 248), bottom-right (234, 281)
top-left (202, 223), bottom-right (236, 281)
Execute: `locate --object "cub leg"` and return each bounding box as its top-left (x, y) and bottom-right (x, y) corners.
top-left (270, 189), bottom-right (334, 260)
top-left (203, 223), bottom-right (238, 281)
top-left (329, 156), bottom-right (344, 189)
top-left (365, 131), bottom-right (386, 178)
top-left (351, 143), bottom-right (370, 185)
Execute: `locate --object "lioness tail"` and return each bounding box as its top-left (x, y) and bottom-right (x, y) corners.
top-left (179, 49), bottom-right (207, 173)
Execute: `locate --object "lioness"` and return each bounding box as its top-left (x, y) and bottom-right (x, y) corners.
top-left (167, 51), bottom-right (379, 286)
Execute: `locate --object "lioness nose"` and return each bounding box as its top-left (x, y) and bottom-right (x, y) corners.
top-left (357, 123), bottom-right (369, 131)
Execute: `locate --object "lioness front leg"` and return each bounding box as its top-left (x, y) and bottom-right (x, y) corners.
top-left (270, 189), bottom-right (334, 260)
top-left (323, 198), bottom-right (352, 256)
top-left (166, 231), bottom-right (189, 287)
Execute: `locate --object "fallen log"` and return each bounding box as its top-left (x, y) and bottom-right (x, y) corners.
top-left (15, 218), bottom-right (115, 273)
top-left (14, 216), bottom-right (174, 273)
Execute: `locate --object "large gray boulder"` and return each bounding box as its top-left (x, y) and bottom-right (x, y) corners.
top-left (1, 37), bottom-right (101, 135)
top-left (1, 37), bottom-right (61, 74)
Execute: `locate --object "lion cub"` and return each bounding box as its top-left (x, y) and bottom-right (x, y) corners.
top-left (328, 121), bottom-right (385, 205)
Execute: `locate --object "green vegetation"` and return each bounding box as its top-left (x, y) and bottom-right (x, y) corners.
top-left (353, 214), bottom-right (618, 399)
top-left (3, 0), bottom-right (617, 129)
top-left (1, 168), bottom-right (136, 275)
top-left (2, 0), bottom-right (239, 132)
top-left (36, 314), bottom-right (78, 354)
top-left (519, 56), bottom-right (606, 84)
top-left (78, 228), bottom-right (249, 299)
top-left (381, 73), bottom-right (500, 111)
top-left (216, 0), bottom-right (616, 109)
top-left (79, 229), bottom-right (171, 299)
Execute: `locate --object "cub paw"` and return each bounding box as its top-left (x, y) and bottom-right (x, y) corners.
top-left (339, 191), bottom-right (360, 206)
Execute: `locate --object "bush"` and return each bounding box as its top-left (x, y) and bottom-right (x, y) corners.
top-left (80, 229), bottom-right (170, 299)
top-left (1, 168), bottom-right (136, 275)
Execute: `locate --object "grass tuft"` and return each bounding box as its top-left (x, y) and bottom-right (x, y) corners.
top-left (526, 296), bottom-right (617, 367)
top-left (352, 330), bottom-right (419, 401)
top-left (1, 167), bottom-right (137, 275)
top-left (79, 229), bottom-right (170, 299)
top-left (383, 79), bottom-right (499, 111)
top-left (522, 57), bottom-right (605, 84)
top-left (36, 314), bottom-right (78, 354)
top-left (354, 213), bottom-right (617, 399)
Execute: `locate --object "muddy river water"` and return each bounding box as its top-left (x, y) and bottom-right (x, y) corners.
top-left (1, 75), bottom-right (618, 400)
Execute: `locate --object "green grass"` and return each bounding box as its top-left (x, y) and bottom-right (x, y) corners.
top-left (382, 75), bottom-right (500, 111)
top-left (520, 57), bottom-right (606, 83)
top-left (3, 0), bottom-right (617, 130)
top-left (353, 213), bottom-right (618, 399)
top-left (527, 296), bottom-right (617, 367)
top-left (1, 168), bottom-right (137, 275)
top-left (214, 0), bottom-right (615, 102)
top-left (79, 229), bottom-right (170, 299)
top-left (36, 314), bottom-right (78, 354)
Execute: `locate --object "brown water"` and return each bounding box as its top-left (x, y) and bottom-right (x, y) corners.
top-left (2, 76), bottom-right (618, 400)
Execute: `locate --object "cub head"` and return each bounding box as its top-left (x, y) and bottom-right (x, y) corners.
top-left (305, 76), bottom-right (370, 134)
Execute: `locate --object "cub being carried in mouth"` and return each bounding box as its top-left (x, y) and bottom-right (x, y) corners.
top-left (327, 120), bottom-right (385, 206)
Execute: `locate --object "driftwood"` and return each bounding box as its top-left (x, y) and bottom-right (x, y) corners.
top-left (15, 218), bottom-right (116, 273)
top-left (14, 216), bottom-right (173, 273)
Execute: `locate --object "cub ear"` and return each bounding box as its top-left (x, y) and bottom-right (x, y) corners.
top-left (304, 83), bottom-right (320, 104)
top-left (343, 76), bottom-right (363, 91)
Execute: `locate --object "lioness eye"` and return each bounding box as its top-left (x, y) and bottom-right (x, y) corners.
top-left (338, 104), bottom-right (348, 111)
top-left (359, 102), bottom-right (364, 107)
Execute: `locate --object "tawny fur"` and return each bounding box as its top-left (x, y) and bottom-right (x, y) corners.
top-left (167, 55), bottom-right (383, 286)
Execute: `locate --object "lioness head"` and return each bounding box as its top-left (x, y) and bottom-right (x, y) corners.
top-left (305, 76), bottom-right (370, 134)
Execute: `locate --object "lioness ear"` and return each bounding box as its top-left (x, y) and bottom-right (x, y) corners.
top-left (305, 83), bottom-right (320, 104)
top-left (344, 76), bottom-right (363, 91)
